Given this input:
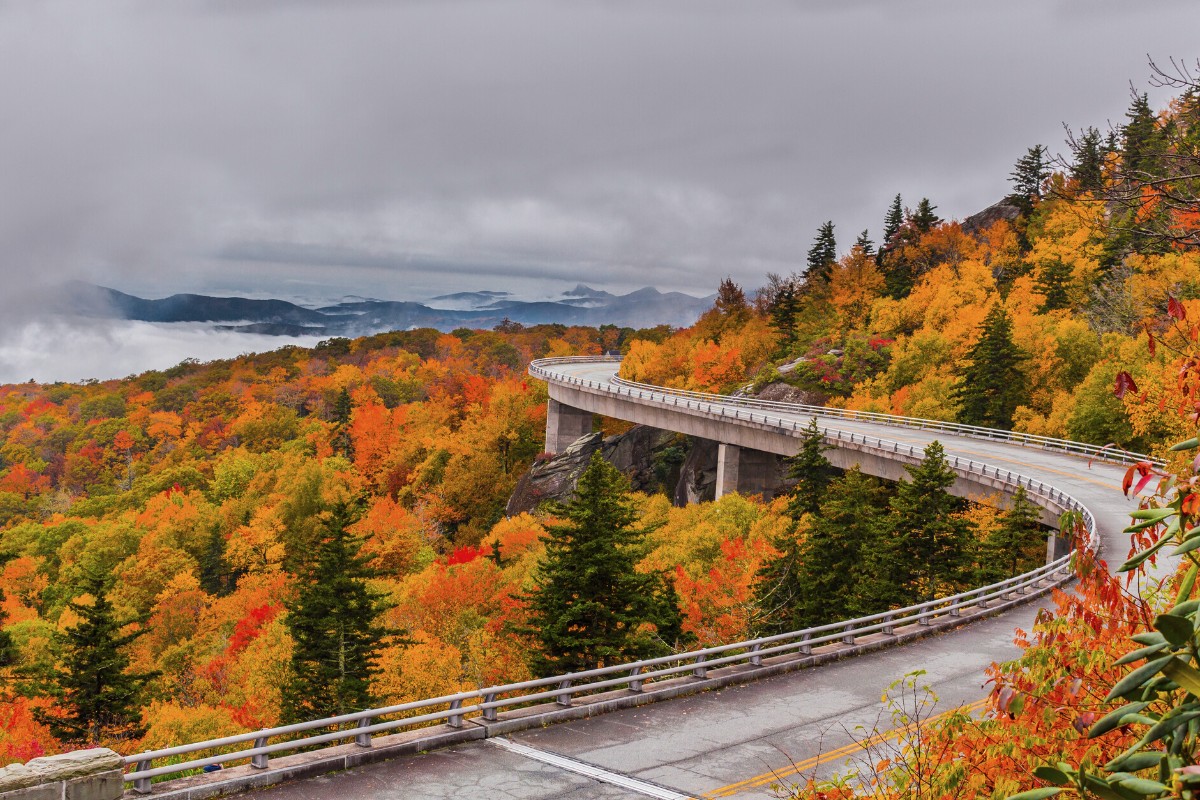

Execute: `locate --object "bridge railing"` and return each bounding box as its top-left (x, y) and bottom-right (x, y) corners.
top-left (529, 356), bottom-right (1165, 468)
top-left (121, 356), bottom-right (1104, 792)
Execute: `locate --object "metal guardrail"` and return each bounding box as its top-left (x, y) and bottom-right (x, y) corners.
top-left (122, 356), bottom-right (1103, 792)
top-left (529, 355), bottom-right (1165, 468)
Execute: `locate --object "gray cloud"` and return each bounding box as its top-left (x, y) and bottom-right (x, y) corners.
top-left (1, 0), bottom-right (1198, 318)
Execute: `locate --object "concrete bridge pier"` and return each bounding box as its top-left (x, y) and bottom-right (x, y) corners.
top-left (715, 443), bottom-right (780, 499)
top-left (545, 398), bottom-right (594, 454)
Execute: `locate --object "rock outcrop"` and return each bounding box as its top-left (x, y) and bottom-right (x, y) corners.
top-left (961, 200), bottom-right (1021, 237)
top-left (506, 425), bottom-right (687, 515)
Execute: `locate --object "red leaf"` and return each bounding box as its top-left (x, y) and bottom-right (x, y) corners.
top-left (1114, 371), bottom-right (1138, 399)
top-left (1146, 325), bottom-right (1156, 356)
top-left (1169, 296), bottom-right (1188, 321)
top-left (1122, 464), bottom-right (1136, 495)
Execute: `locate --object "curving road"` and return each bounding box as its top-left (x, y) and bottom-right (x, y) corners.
top-left (247, 361), bottom-right (1142, 800)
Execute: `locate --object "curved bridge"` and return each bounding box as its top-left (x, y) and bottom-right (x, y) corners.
top-left (118, 357), bottom-right (1149, 800)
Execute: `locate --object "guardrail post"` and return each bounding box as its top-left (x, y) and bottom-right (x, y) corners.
top-left (842, 626), bottom-right (856, 645)
top-left (629, 666), bottom-right (644, 693)
top-left (882, 615), bottom-right (894, 636)
top-left (918, 611), bottom-right (931, 627)
top-left (134, 760), bottom-right (153, 794)
top-left (355, 716), bottom-right (373, 747)
top-left (556, 680), bottom-right (573, 707)
top-left (949, 603), bottom-right (961, 618)
top-left (692, 654), bottom-right (708, 679)
top-left (749, 643), bottom-right (762, 666)
top-left (447, 698), bottom-right (463, 728)
top-left (799, 634), bottom-right (812, 655)
top-left (251, 736), bottom-right (269, 769)
top-left (483, 692), bottom-right (498, 721)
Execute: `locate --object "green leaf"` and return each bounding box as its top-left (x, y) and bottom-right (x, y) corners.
top-left (1131, 632), bottom-right (1166, 646)
top-left (1112, 751), bottom-right (1165, 772)
top-left (1154, 613), bottom-right (1194, 646)
top-left (1117, 777), bottom-right (1170, 795)
top-left (1170, 598), bottom-right (1200, 617)
top-left (1006, 790), bottom-right (1063, 800)
top-left (1106, 655), bottom-right (1176, 702)
top-left (1170, 437), bottom-right (1200, 451)
top-left (1130, 508), bottom-right (1175, 521)
top-left (1116, 644), bottom-right (1169, 666)
top-left (1034, 766), bottom-right (1072, 785)
top-left (1161, 658), bottom-right (1200, 696)
top-left (1007, 790), bottom-right (1063, 800)
top-left (1090, 702), bottom-right (1151, 738)
top-left (1170, 536), bottom-right (1200, 557)
top-left (1120, 533), bottom-right (1173, 571)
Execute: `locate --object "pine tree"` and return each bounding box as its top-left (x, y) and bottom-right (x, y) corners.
top-left (37, 574), bottom-right (157, 744)
top-left (772, 468), bottom-right (889, 630)
top-left (806, 221), bottom-right (837, 283)
top-left (853, 229), bottom-right (874, 257)
top-left (766, 275), bottom-right (801, 355)
top-left (282, 503), bottom-right (392, 723)
top-left (982, 487), bottom-right (1044, 580)
top-left (0, 590), bottom-right (15, 673)
top-left (1123, 92), bottom-right (1161, 177)
top-left (887, 442), bottom-right (972, 604)
top-left (199, 527), bottom-right (238, 596)
top-left (951, 306), bottom-right (1028, 430)
top-left (785, 419), bottom-right (836, 518)
top-left (1008, 144), bottom-right (1050, 215)
top-left (1035, 259), bottom-right (1072, 312)
top-left (1070, 126), bottom-right (1105, 192)
top-left (910, 199), bottom-right (940, 234)
top-left (525, 453), bottom-right (682, 676)
top-left (878, 194), bottom-right (903, 266)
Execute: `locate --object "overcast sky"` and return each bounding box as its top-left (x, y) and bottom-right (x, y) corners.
top-left (2, 0), bottom-right (1199, 312)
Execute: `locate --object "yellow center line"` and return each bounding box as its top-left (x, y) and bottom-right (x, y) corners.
top-left (699, 699), bottom-right (988, 798)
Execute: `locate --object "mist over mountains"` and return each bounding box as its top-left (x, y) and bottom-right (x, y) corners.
top-left (57, 281), bottom-right (716, 337)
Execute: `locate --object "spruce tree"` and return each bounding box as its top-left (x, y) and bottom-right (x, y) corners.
top-left (878, 194), bottom-right (903, 266)
top-left (1008, 144), bottom-right (1050, 215)
top-left (1070, 126), bottom-right (1105, 192)
top-left (781, 468), bottom-right (889, 629)
top-left (767, 276), bottom-right (801, 355)
top-left (982, 487), bottom-right (1044, 580)
top-left (785, 419), bottom-right (836, 518)
top-left (1123, 92), bottom-right (1161, 177)
top-left (1035, 259), bottom-right (1072, 312)
top-left (525, 453), bottom-right (682, 676)
top-left (806, 221), bottom-right (837, 283)
top-left (887, 442), bottom-right (972, 604)
top-left (37, 574), bottom-right (157, 745)
top-left (910, 199), bottom-right (940, 233)
top-left (282, 503), bottom-right (392, 723)
top-left (951, 306), bottom-right (1028, 430)
top-left (853, 229), bottom-right (874, 257)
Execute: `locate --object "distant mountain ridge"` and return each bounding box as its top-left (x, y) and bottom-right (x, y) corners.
top-left (56, 281), bottom-right (715, 336)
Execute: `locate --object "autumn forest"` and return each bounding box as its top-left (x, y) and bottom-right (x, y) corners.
top-left (3, 66), bottom-right (1200, 799)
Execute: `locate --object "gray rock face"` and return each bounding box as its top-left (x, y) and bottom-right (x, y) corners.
top-left (754, 381), bottom-right (827, 407)
top-left (961, 199), bottom-right (1021, 237)
top-left (673, 437), bottom-right (718, 505)
top-left (506, 425), bottom-right (686, 514)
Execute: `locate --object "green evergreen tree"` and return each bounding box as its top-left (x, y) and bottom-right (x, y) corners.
top-left (1123, 92), bottom-right (1161, 177)
top-left (37, 574), bottom-right (157, 744)
top-left (806, 221), bottom-right (837, 283)
top-left (853, 229), bottom-right (874, 257)
top-left (0, 591), bottom-right (15, 674)
top-left (1070, 126), bottom-right (1105, 192)
top-left (887, 442), bottom-right (973, 604)
top-left (282, 503), bottom-right (392, 723)
top-left (766, 276), bottom-right (801, 355)
top-left (910, 199), bottom-right (940, 233)
top-left (981, 487), bottom-right (1044, 580)
top-left (199, 527), bottom-right (238, 596)
top-left (951, 306), bottom-right (1028, 430)
top-left (785, 419), bottom-right (836, 518)
top-left (878, 193), bottom-right (903, 266)
top-left (524, 453), bottom-right (682, 676)
top-left (1007, 144), bottom-right (1050, 215)
top-left (783, 468), bottom-right (889, 629)
top-left (1035, 259), bottom-right (1073, 312)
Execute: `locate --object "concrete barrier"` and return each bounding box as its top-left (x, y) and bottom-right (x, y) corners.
top-left (0, 748), bottom-right (123, 800)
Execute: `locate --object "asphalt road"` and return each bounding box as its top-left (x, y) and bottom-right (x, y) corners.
top-left (252, 361), bottom-right (1141, 800)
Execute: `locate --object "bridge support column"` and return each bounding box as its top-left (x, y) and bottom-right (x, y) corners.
top-left (715, 443), bottom-right (779, 499)
top-left (1046, 530), bottom-right (1072, 563)
top-left (545, 398), bottom-right (594, 454)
